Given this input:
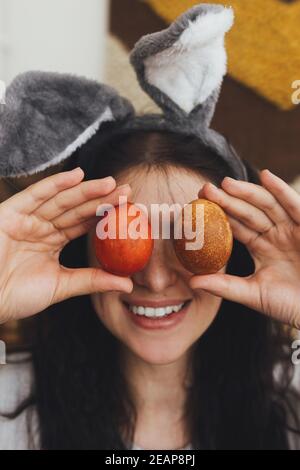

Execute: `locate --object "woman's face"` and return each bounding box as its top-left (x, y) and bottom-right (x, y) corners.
top-left (88, 166), bottom-right (224, 365)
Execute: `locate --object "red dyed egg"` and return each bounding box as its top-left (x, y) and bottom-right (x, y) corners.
top-left (94, 202), bottom-right (153, 276)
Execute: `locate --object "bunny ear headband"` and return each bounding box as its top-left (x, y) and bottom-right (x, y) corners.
top-left (0, 3), bottom-right (248, 180)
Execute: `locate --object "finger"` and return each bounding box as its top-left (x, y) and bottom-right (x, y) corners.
top-left (52, 184), bottom-right (131, 230)
top-left (3, 168), bottom-right (85, 215)
top-left (189, 273), bottom-right (259, 309)
top-left (227, 216), bottom-right (272, 260)
top-left (221, 177), bottom-right (289, 225)
top-left (260, 170), bottom-right (300, 225)
top-left (62, 216), bottom-right (99, 242)
top-left (199, 183), bottom-right (274, 234)
top-left (56, 266), bottom-right (133, 301)
top-left (36, 176), bottom-right (117, 220)
top-left (228, 216), bottom-right (258, 246)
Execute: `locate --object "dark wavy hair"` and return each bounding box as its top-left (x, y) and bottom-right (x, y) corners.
top-left (12, 129), bottom-right (300, 449)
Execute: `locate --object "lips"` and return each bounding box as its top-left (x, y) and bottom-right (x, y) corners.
top-left (122, 299), bottom-right (192, 331)
top-left (121, 298), bottom-right (192, 308)
top-left (129, 303), bottom-right (185, 318)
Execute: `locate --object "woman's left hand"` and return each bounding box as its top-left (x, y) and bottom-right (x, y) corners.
top-left (190, 170), bottom-right (300, 330)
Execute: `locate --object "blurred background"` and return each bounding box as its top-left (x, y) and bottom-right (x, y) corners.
top-left (0, 0), bottom-right (299, 349)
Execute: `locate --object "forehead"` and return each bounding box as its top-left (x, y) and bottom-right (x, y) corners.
top-left (116, 165), bottom-right (208, 207)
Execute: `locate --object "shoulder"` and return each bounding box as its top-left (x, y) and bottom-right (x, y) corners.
top-left (0, 352), bottom-right (39, 450)
top-left (288, 355), bottom-right (300, 450)
top-left (0, 352), bottom-right (33, 412)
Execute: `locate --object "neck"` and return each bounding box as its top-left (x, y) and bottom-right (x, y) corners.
top-left (121, 347), bottom-right (193, 450)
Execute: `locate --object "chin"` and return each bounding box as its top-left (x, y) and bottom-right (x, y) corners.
top-left (121, 333), bottom-right (196, 366)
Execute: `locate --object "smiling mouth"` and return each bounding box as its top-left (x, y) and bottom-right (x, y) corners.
top-left (123, 300), bottom-right (192, 320)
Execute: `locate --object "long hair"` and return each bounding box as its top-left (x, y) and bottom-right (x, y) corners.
top-left (25, 129), bottom-right (300, 449)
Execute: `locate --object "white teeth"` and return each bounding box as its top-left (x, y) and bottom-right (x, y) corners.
top-left (156, 308), bottom-right (166, 318)
top-left (144, 307), bottom-right (154, 317)
top-left (128, 303), bottom-right (185, 318)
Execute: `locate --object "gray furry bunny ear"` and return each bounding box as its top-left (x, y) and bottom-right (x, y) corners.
top-left (0, 71), bottom-right (134, 177)
top-left (130, 4), bottom-right (233, 127)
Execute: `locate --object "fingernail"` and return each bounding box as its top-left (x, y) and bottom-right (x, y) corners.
top-left (190, 278), bottom-right (209, 290)
top-left (123, 282), bottom-right (133, 293)
top-left (261, 169), bottom-right (273, 176)
top-left (118, 184), bottom-right (131, 191)
top-left (102, 176), bottom-right (115, 183)
top-left (73, 167), bottom-right (84, 174)
top-left (224, 176), bottom-right (235, 183)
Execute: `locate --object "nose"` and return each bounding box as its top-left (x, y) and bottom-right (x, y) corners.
top-left (133, 240), bottom-right (178, 293)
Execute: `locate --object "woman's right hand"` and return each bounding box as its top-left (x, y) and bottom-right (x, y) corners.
top-left (0, 168), bottom-right (133, 324)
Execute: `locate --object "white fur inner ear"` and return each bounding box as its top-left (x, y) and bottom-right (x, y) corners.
top-left (144, 7), bottom-right (234, 114)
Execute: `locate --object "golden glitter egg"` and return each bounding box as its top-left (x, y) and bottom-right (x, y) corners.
top-left (173, 199), bottom-right (233, 275)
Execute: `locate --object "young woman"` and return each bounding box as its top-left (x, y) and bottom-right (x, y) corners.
top-left (0, 129), bottom-right (299, 450)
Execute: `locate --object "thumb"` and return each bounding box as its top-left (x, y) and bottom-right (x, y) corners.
top-left (56, 267), bottom-right (133, 302)
top-left (189, 273), bottom-right (258, 308)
